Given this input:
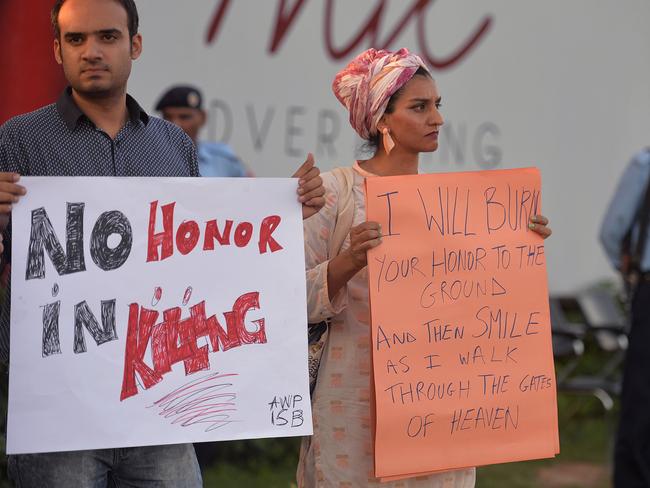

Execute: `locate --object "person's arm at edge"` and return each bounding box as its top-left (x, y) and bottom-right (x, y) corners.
top-left (0, 123), bottom-right (27, 262)
top-left (599, 151), bottom-right (650, 270)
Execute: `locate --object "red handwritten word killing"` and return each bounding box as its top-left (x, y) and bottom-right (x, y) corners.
top-left (120, 291), bottom-right (266, 400)
top-left (146, 200), bottom-right (284, 262)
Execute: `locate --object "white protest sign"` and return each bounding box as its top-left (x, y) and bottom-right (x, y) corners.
top-left (7, 177), bottom-right (312, 454)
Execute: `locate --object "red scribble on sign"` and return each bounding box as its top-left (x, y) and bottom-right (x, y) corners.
top-left (120, 291), bottom-right (266, 400)
top-left (205, 0), bottom-right (493, 70)
top-left (149, 372), bottom-right (239, 432)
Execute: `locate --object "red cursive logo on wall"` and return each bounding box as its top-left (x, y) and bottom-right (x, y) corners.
top-left (206, 0), bottom-right (493, 70)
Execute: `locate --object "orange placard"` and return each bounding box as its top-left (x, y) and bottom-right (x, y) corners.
top-left (365, 168), bottom-right (559, 479)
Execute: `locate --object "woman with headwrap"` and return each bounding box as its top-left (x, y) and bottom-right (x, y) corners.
top-left (299, 48), bottom-right (551, 487)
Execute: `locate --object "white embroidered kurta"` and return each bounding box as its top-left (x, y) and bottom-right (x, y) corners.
top-left (298, 163), bottom-right (475, 488)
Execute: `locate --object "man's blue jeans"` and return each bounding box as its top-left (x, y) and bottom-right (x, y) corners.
top-left (7, 443), bottom-right (202, 487)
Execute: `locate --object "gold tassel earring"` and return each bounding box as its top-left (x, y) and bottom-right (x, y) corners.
top-left (381, 127), bottom-right (395, 155)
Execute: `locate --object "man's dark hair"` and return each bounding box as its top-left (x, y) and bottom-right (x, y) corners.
top-left (51, 0), bottom-right (140, 39)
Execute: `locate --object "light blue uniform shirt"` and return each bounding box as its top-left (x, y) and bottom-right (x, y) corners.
top-left (197, 141), bottom-right (248, 177)
top-left (600, 149), bottom-right (650, 271)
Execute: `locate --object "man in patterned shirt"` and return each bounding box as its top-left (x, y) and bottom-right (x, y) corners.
top-left (0, 0), bottom-right (324, 486)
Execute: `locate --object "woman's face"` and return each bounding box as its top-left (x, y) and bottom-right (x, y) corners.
top-left (381, 75), bottom-right (444, 154)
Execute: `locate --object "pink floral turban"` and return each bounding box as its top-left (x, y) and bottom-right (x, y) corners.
top-left (332, 48), bottom-right (430, 140)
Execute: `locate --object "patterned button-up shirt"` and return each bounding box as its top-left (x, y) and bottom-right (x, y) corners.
top-left (0, 87), bottom-right (199, 362)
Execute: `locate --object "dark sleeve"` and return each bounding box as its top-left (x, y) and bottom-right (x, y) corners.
top-left (0, 124), bottom-right (13, 173)
top-left (0, 124), bottom-right (13, 363)
top-left (0, 121), bottom-right (26, 174)
top-left (0, 271), bottom-right (11, 363)
top-left (0, 124), bottom-right (8, 172)
top-left (180, 132), bottom-right (199, 178)
top-left (0, 123), bottom-right (18, 262)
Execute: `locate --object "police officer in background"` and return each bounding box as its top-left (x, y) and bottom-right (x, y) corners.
top-left (155, 85), bottom-right (251, 177)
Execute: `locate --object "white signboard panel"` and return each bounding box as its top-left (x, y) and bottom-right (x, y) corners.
top-left (8, 177), bottom-right (312, 454)
top-left (129, 1), bottom-right (650, 292)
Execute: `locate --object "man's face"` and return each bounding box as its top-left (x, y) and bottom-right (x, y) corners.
top-left (161, 107), bottom-right (206, 142)
top-left (53, 0), bottom-right (142, 98)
